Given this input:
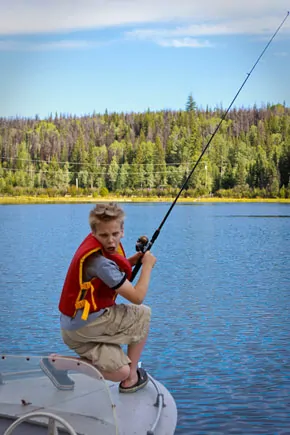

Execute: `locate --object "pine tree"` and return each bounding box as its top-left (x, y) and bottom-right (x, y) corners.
top-left (186, 94), bottom-right (197, 112)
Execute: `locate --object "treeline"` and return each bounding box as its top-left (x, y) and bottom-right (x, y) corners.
top-left (0, 103), bottom-right (290, 198)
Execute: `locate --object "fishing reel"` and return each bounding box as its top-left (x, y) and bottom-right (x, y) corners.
top-left (135, 235), bottom-right (149, 253)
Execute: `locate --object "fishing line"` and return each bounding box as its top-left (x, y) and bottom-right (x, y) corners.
top-left (131, 11), bottom-right (289, 282)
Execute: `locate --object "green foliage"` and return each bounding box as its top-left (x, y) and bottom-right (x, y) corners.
top-left (107, 156), bottom-right (119, 191)
top-left (186, 94), bottom-right (197, 112)
top-left (100, 187), bottom-right (109, 197)
top-left (0, 103), bottom-right (289, 198)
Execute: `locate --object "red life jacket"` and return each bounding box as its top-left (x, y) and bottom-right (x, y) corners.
top-left (59, 233), bottom-right (132, 320)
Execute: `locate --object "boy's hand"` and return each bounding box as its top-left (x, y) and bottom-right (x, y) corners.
top-left (141, 251), bottom-right (157, 268)
top-left (128, 252), bottom-right (143, 266)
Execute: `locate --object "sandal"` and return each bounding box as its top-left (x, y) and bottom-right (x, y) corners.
top-left (119, 367), bottom-right (149, 394)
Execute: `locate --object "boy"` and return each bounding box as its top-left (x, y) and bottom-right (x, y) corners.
top-left (41, 202), bottom-right (156, 393)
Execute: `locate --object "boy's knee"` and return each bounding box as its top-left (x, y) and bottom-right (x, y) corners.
top-left (118, 364), bottom-right (130, 381)
top-left (108, 364), bottom-right (130, 382)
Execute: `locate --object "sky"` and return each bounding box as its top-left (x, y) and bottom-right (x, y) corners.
top-left (0, 0), bottom-right (289, 119)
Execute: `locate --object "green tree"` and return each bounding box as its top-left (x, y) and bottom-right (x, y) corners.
top-left (154, 136), bottom-right (167, 187)
top-left (107, 156), bottom-right (120, 191)
top-left (78, 170), bottom-right (89, 188)
top-left (46, 157), bottom-right (60, 188)
top-left (117, 162), bottom-right (130, 190)
top-left (186, 94), bottom-right (197, 112)
top-left (16, 141), bottom-right (31, 171)
top-left (166, 126), bottom-right (181, 164)
top-left (92, 145), bottom-right (108, 188)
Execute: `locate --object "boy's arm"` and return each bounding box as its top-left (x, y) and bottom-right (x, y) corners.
top-left (115, 251), bottom-right (156, 304)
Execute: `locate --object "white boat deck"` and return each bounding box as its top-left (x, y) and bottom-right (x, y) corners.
top-left (0, 355), bottom-right (177, 435)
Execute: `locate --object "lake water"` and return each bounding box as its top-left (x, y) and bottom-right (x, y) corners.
top-left (0, 202), bottom-right (289, 434)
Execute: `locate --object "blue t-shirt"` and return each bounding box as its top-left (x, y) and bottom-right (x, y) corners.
top-left (60, 253), bottom-right (126, 330)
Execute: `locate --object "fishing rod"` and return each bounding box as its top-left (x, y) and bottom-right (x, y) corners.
top-left (131, 11), bottom-right (289, 282)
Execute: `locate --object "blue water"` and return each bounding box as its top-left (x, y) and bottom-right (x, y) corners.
top-left (0, 202), bottom-right (290, 434)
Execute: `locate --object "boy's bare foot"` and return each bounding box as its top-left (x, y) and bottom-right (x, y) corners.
top-left (120, 372), bottom-right (138, 388)
top-left (119, 368), bottom-right (149, 394)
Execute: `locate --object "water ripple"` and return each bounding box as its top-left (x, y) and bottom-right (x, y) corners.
top-left (0, 202), bottom-right (290, 434)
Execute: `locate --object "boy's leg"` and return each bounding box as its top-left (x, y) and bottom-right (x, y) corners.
top-left (100, 365), bottom-right (130, 382)
top-left (45, 353), bottom-right (130, 383)
top-left (61, 328), bottom-right (133, 383)
top-left (120, 333), bottom-right (148, 388)
top-left (60, 304), bottom-right (151, 390)
top-left (48, 331), bottom-right (148, 385)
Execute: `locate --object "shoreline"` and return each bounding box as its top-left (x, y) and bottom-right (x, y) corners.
top-left (0, 196), bottom-right (290, 205)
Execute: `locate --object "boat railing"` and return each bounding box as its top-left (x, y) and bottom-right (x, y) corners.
top-left (3, 411), bottom-right (78, 435)
top-left (146, 373), bottom-right (166, 435)
top-left (1, 355), bottom-right (171, 435)
top-left (1, 354), bottom-right (119, 435)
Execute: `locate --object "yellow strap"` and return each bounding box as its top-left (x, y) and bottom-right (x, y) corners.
top-left (75, 300), bottom-right (90, 320)
top-left (81, 282), bottom-right (91, 290)
top-left (74, 282), bottom-right (97, 320)
top-left (90, 283), bottom-right (97, 311)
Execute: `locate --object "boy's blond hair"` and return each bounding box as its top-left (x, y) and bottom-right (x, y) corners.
top-left (89, 203), bottom-right (125, 234)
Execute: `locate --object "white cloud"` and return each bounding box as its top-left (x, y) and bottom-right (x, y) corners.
top-left (0, 0), bottom-right (289, 36)
top-left (124, 14), bottom-right (290, 48)
top-left (157, 38), bottom-right (213, 48)
top-left (274, 51), bottom-right (289, 56)
top-left (126, 17), bottom-right (289, 40)
top-left (0, 40), bottom-right (103, 52)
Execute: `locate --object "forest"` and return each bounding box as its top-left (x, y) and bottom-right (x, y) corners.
top-left (0, 100), bottom-right (290, 199)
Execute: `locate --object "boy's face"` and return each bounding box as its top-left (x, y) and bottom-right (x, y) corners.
top-left (93, 219), bottom-right (124, 254)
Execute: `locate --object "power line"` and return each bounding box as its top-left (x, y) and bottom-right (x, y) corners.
top-left (0, 167), bottom-right (188, 175)
top-left (0, 157), bottom-right (185, 167)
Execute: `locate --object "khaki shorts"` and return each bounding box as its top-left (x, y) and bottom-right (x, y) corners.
top-left (61, 303), bottom-right (151, 372)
